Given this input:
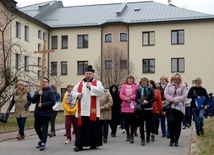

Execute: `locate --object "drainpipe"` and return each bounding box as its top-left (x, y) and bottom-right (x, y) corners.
top-left (101, 26), bottom-right (103, 82)
top-left (127, 24), bottom-right (129, 75)
top-left (47, 29), bottom-right (51, 79)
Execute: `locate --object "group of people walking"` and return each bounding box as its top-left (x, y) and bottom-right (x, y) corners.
top-left (4, 65), bottom-right (211, 152)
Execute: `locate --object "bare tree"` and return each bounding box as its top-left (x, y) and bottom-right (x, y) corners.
top-left (0, 1), bottom-right (61, 111)
top-left (94, 46), bottom-right (136, 88)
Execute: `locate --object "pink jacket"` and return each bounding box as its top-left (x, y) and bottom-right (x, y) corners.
top-left (120, 83), bottom-right (138, 113)
top-left (164, 83), bottom-right (187, 115)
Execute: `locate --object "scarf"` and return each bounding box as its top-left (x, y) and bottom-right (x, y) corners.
top-left (139, 85), bottom-right (149, 99)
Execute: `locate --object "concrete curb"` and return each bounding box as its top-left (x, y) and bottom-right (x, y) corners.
top-left (0, 124), bottom-right (65, 142)
top-left (189, 125), bottom-right (199, 155)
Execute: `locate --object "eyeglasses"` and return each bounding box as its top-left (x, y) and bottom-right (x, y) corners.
top-left (43, 81), bottom-right (48, 83)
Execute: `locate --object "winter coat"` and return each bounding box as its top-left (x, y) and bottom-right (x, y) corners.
top-left (135, 86), bottom-right (155, 110)
top-left (109, 85), bottom-right (121, 125)
top-left (31, 86), bottom-right (55, 117)
top-left (187, 86), bottom-right (209, 109)
top-left (7, 87), bottom-right (31, 118)
top-left (62, 92), bottom-right (77, 116)
top-left (164, 83), bottom-right (187, 115)
top-left (100, 89), bottom-right (113, 120)
top-left (120, 83), bottom-right (138, 113)
top-left (152, 89), bottom-right (162, 114)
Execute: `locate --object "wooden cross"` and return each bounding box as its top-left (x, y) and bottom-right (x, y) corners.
top-left (34, 40), bottom-right (54, 102)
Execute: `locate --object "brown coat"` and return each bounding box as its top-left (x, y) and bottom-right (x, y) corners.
top-left (100, 90), bottom-right (113, 120)
top-left (8, 87), bottom-right (31, 118)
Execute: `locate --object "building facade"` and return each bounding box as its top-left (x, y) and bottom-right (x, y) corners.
top-left (1, 0), bottom-right (214, 111)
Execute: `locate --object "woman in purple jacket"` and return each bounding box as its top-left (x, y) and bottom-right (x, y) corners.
top-left (119, 75), bottom-right (138, 143)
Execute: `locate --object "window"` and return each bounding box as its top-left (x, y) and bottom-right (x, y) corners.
top-left (120, 60), bottom-right (128, 69)
top-left (105, 34), bottom-right (112, 42)
top-left (38, 30), bottom-right (42, 39)
top-left (38, 70), bottom-right (41, 79)
top-left (51, 36), bottom-right (58, 49)
top-left (38, 57), bottom-right (41, 66)
top-left (61, 35), bottom-right (68, 49)
top-left (24, 26), bottom-right (29, 41)
top-left (38, 44), bottom-right (42, 51)
top-left (171, 58), bottom-right (184, 72)
top-left (61, 61), bottom-right (67, 75)
top-left (16, 54), bottom-right (21, 70)
top-left (24, 56), bottom-right (29, 71)
top-left (142, 59), bottom-right (155, 73)
top-left (61, 88), bottom-right (67, 101)
top-left (51, 62), bottom-right (57, 75)
top-left (77, 35), bottom-right (88, 48)
top-left (77, 61), bottom-right (88, 75)
top-left (120, 33), bottom-right (127, 41)
top-left (105, 60), bottom-right (112, 69)
top-left (43, 32), bottom-right (46, 41)
top-left (16, 22), bottom-right (21, 38)
top-left (171, 30), bottom-right (184, 45)
top-left (142, 31), bottom-right (155, 46)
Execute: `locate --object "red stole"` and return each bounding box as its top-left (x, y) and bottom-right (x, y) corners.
top-left (77, 80), bottom-right (97, 125)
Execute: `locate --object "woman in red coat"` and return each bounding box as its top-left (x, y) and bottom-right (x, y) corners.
top-left (149, 80), bottom-right (163, 142)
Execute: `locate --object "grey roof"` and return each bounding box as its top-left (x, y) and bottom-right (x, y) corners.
top-left (18, 1), bottom-right (214, 28)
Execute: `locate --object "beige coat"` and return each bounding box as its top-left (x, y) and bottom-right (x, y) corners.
top-left (100, 90), bottom-right (113, 120)
top-left (8, 87), bottom-right (31, 118)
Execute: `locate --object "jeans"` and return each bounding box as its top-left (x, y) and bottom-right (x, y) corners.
top-left (160, 115), bottom-right (167, 136)
top-left (192, 108), bottom-right (205, 132)
top-left (120, 113), bottom-right (125, 130)
top-left (50, 111), bottom-right (58, 132)
top-left (17, 117), bottom-right (27, 136)
top-left (183, 106), bottom-right (191, 126)
top-left (208, 106), bottom-right (214, 117)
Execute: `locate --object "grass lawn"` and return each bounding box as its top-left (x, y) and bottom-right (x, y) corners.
top-left (198, 117), bottom-right (214, 155)
top-left (0, 111), bottom-right (65, 134)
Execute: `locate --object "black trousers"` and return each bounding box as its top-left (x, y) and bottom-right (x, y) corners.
top-left (166, 109), bottom-right (184, 142)
top-left (100, 120), bottom-right (110, 139)
top-left (50, 111), bottom-right (58, 132)
top-left (34, 116), bottom-right (51, 144)
top-left (139, 110), bottom-right (152, 140)
top-left (123, 113), bottom-right (135, 137)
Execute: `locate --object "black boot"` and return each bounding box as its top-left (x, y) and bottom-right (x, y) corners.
top-left (174, 141), bottom-right (179, 147)
top-left (151, 135), bottom-right (155, 142)
top-left (169, 140), bottom-right (174, 146)
top-left (74, 146), bottom-right (83, 152)
top-left (141, 139), bottom-right (145, 146)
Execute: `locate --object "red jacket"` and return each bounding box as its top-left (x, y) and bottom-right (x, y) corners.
top-left (152, 89), bottom-right (163, 114)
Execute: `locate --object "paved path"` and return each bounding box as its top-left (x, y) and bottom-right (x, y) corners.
top-left (0, 123), bottom-right (193, 155)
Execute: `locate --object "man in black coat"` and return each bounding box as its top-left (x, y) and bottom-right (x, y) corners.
top-left (31, 77), bottom-right (55, 151)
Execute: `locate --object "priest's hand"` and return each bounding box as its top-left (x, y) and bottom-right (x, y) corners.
top-left (78, 93), bottom-right (83, 99)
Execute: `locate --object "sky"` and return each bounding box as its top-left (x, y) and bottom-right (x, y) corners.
top-left (16, 0), bottom-right (214, 15)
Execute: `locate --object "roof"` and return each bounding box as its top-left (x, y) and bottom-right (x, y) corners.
top-left (18, 1), bottom-right (214, 28)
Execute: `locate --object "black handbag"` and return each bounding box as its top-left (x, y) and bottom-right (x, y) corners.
top-left (0, 113), bottom-right (9, 123)
top-left (162, 101), bottom-right (172, 112)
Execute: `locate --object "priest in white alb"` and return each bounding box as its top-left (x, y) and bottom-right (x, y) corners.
top-left (71, 65), bottom-right (104, 152)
